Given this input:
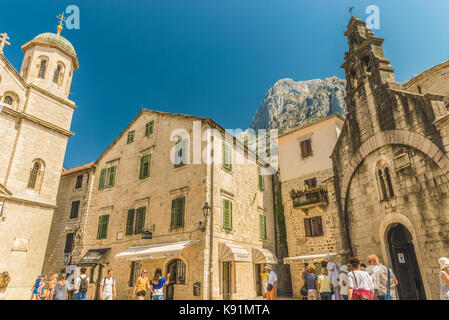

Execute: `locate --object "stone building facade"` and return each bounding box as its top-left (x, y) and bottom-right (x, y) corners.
top-left (43, 109), bottom-right (279, 300)
top-left (278, 114), bottom-right (344, 297)
top-left (42, 164), bottom-right (94, 278)
top-left (329, 17), bottom-right (449, 300)
top-left (0, 30), bottom-right (78, 299)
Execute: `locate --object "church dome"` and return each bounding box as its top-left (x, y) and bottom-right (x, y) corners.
top-left (34, 32), bottom-right (76, 56)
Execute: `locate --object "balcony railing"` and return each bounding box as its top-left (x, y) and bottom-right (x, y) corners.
top-left (291, 189), bottom-right (328, 208)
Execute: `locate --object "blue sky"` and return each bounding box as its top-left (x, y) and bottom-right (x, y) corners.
top-left (1, 0), bottom-right (448, 169)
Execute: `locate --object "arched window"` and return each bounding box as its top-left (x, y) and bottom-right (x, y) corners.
top-left (53, 65), bottom-right (61, 84)
top-left (384, 167), bottom-right (395, 197)
top-left (52, 62), bottom-right (65, 86)
top-left (27, 160), bottom-right (45, 191)
top-left (376, 162), bottom-right (395, 201)
top-left (38, 59), bottom-right (47, 79)
top-left (377, 169), bottom-right (388, 200)
top-left (166, 259), bottom-right (186, 284)
top-left (4, 96), bottom-right (13, 105)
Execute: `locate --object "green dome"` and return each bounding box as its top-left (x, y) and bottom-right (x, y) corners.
top-left (34, 32), bottom-right (76, 56)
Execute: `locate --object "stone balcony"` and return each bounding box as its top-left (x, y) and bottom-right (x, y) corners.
top-left (292, 189), bottom-right (328, 209)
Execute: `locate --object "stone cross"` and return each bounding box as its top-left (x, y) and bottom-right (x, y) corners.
top-left (0, 33), bottom-right (10, 54)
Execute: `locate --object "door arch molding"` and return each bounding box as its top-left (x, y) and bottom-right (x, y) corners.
top-left (378, 212), bottom-right (431, 299)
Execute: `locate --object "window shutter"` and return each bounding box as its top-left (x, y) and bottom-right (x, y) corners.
top-left (140, 154), bottom-right (150, 179)
top-left (129, 262), bottom-right (136, 287)
top-left (97, 215), bottom-right (109, 239)
top-left (134, 207), bottom-right (146, 234)
top-left (258, 167), bottom-right (265, 190)
top-left (223, 199), bottom-right (232, 230)
top-left (300, 141), bottom-right (307, 157)
top-left (304, 218), bottom-right (312, 237)
top-left (108, 166), bottom-right (116, 187)
top-left (259, 214), bottom-right (266, 239)
top-left (145, 121), bottom-right (154, 136)
top-left (223, 142), bottom-right (232, 170)
top-left (171, 197), bottom-right (185, 229)
top-left (316, 216), bottom-right (323, 236)
top-left (126, 209), bottom-right (135, 235)
top-left (98, 169), bottom-right (106, 190)
top-left (64, 233), bottom-right (74, 253)
top-left (70, 201), bottom-right (80, 219)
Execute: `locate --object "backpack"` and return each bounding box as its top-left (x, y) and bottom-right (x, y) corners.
top-left (79, 276), bottom-right (88, 293)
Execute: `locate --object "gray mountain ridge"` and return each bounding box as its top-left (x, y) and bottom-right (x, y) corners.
top-left (249, 76), bottom-right (347, 133)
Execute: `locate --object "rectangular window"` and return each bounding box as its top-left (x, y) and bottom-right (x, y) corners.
top-left (145, 121), bottom-right (154, 136)
top-left (258, 167), bottom-right (265, 190)
top-left (134, 207), bottom-right (146, 234)
top-left (300, 139), bottom-right (313, 158)
top-left (64, 233), bottom-right (74, 253)
top-left (129, 261), bottom-right (142, 287)
top-left (223, 142), bottom-right (232, 171)
top-left (304, 177), bottom-right (317, 189)
top-left (139, 154), bottom-right (151, 179)
top-left (127, 130), bottom-right (135, 144)
top-left (97, 214), bottom-right (110, 239)
top-left (174, 139), bottom-right (187, 167)
top-left (259, 214), bottom-right (267, 239)
top-left (98, 168), bottom-right (106, 190)
top-left (69, 200), bottom-right (80, 219)
top-left (170, 197), bottom-right (185, 229)
top-left (75, 174), bottom-right (83, 189)
top-left (125, 209), bottom-right (135, 236)
top-left (106, 165), bottom-right (117, 188)
top-left (223, 199), bottom-right (233, 230)
top-left (304, 216), bottom-right (324, 237)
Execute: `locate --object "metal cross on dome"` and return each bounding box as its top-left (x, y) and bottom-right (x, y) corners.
top-left (0, 32), bottom-right (10, 54)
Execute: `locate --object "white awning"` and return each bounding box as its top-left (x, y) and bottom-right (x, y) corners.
top-left (218, 242), bottom-right (251, 262)
top-left (115, 240), bottom-right (199, 261)
top-left (252, 248), bottom-right (278, 264)
top-left (284, 252), bottom-right (337, 264)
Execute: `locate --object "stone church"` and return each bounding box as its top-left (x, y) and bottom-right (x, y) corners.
top-left (328, 17), bottom-right (449, 300)
top-left (0, 26), bottom-right (78, 299)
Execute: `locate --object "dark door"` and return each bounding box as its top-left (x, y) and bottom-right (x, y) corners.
top-left (255, 264), bottom-right (263, 297)
top-left (94, 265), bottom-right (104, 300)
top-left (388, 224), bottom-right (426, 300)
top-left (222, 262), bottom-right (232, 300)
top-left (166, 259), bottom-right (186, 300)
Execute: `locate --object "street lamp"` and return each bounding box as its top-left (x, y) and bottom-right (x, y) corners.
top-left (202, 202), bottom-right (211, 220)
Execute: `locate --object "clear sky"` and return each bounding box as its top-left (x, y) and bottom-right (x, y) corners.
top-left (1, 0), bottom-right (448, 169)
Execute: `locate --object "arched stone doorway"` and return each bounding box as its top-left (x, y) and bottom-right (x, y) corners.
top-left (165, 258), bottom-right (186, 300)
top-left (387, 223), bottom-right (426, 300)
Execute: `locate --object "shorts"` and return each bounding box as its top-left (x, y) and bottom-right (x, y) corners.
top-left (136, 290), bottom-right (146, 297)
top-left (152, 295), bottom-right (164, 300)
top-left (262, 281), bottom-right (268, 294)
top-left (74, 292), bottom-right (87, 300)
top-left (102, 294), bottom-right (113, 300)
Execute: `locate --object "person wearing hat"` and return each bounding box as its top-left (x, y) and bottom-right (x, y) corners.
top-left (338, 264), bottom-right (349, 300)
top-left (439, 257), bottom-right (449, 300)
top-left (265, 265), bottom-right (278, 300)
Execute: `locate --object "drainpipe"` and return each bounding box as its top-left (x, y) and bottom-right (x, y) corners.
top-left (271, 173), bottom-right (279, 259)
top-left (208, 161), bottom-right (214, 300)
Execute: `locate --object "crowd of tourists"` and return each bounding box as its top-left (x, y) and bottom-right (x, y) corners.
top-left (25, 267), bottom-right (169, 300)
top-left (298, 254), bottom-right (449, 300)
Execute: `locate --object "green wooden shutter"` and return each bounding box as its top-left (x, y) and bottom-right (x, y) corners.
top-left (258, 167), bottom-right (265, 190)
top-left (97, 215), bottom-right (110, 239)
top-left (139, 154), bottom-right (150, 179)
top-left (171, 197), bottom-right (185, 228)
top-left (259, 214), bottom-right (266, 239)
top-left (127, 131), bottom-right (135, 144)
top-left (98, 168), bottom-right (106, 190)
top-left (223, 142), bottom-right (232, 170)
top-left (145, 121), bottom-right (154, 136)
top-left (126, 209), bottom-right (135, 235)
top-left (134, 207), bottom-right (146, 234)
top-left (223, 199), bottom-right (232, 230)
top-left (107, 166), bottom-right (116, 188)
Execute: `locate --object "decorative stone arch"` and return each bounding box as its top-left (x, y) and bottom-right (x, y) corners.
top-left (162, 255), bottom-right (188, 284)
top-left (378, 212), bottom-right (432, 299)
top-left (52, 61), bottom-right (66, 86)
top-left (37, 55), bottom-right (49, 79)
top-left (340, 130), bottom-right (449, 202)
top-left (2, 91), bottom-right (20, 110)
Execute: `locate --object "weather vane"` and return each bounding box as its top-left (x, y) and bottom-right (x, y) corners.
top-left (56, 12), bottom-right (66, 35)
top-left (348, 6), bottom-right (354, 17)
